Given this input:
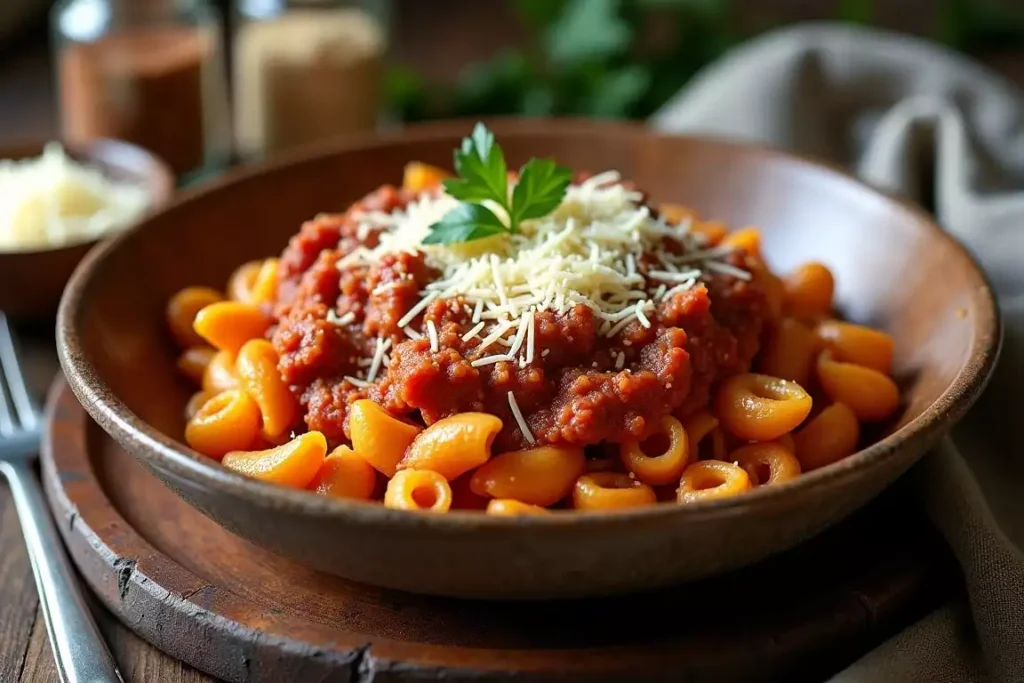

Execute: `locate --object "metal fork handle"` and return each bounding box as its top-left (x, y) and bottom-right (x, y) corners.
top-left (1, 459), bottom-right (124, 683)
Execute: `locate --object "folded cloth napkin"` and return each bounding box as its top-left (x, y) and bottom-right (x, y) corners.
top-left (652, 24), bottom-right (1024, 683)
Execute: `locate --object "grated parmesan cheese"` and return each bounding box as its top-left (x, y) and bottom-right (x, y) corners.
top-left (426, 320), bottom-right (439, 352)
top-left (0, 143), bottom-right (150, 252)
top-left (338, 170), bottom-right (748, 369)
top-left (365, 337), bottom-right (391, 383)
top-left (327, 310), bottom-right (356, 326)
top-left (472, 354), bottom-right (512, 367)
top-left (507, 391), bottom-right (535, 445)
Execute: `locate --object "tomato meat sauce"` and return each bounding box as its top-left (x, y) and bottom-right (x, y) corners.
top-left (271, 183), bottom-right (769, 452)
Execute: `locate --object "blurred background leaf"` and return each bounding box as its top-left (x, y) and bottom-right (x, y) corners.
top-left (836, 0), bottom-right (876, 25)
top-left (385, 0), bottom-right (1024, 124)
top-left (545, 0), bottom-right (632, 69)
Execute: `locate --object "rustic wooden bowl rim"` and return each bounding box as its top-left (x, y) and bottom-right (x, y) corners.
top-left (0, 137), bottom-right (175, 255)
top-left (56, 118), bottom-right (1002, 530)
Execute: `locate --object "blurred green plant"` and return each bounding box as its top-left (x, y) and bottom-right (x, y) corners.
top-left (934, 0), bottom-right (1024, 52)
top-left (386, 0), bottom-right (1024, 123)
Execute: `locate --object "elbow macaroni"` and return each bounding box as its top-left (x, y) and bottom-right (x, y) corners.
top-left (573, 472), bottom-right (657, 511)
top-left (167, 219), bottom-right (902, 511)
top-left (349, 399), bottom-right (422, 477)
top-left (619, 415), bottom-right (689, 486)
top-left (385, 469), bottom-right (452, 512)
top-left (398, 413), bottom-right (502, 480)
top-left (715, 373), bottom-right (812, 442)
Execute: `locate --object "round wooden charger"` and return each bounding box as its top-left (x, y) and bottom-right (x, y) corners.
top-left (42, 381), bottom-right (955, 683)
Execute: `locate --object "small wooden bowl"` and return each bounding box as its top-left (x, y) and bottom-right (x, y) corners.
top-left (56, 119), bottom-right (1000, 599)
top-left (0, 139), bottom-right (174, 320)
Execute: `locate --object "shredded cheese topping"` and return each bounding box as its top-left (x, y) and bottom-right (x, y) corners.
top-left (337, 171), bottom-right (749, 378)
top-left (0, 143), bottom-right (149, 252)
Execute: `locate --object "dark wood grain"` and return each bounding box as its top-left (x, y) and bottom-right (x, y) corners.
top-left (17, 606), bottom-right (55, 683)
top-left (38, 380), bottom-right (957, 683)
top-left (0, 484), bottom-right (39, 683)
top-left (14, 600), bottom-right (217, 683)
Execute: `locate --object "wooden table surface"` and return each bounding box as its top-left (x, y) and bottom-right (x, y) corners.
top-left (0, 334), bottom-right (953, 683)
top-left (0, 334), bottom-right (217, 683)
top-left (1, 9), bottom-right (1019, 679)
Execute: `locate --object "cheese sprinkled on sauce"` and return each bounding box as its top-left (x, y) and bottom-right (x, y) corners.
top-left (339, 172), bottom-right (748, 370)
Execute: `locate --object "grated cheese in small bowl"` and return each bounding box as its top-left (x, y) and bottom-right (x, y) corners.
top-left (0, 143), bottom-right (151, 252)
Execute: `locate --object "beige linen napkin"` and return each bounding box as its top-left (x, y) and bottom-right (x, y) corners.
top-left (652, 24), bottom-right (1024, 683)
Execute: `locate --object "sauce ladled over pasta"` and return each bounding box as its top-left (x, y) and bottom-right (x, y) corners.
top-left (166, 125), bottom-right (902, 513)
top-left (271, 172), bottom-right (768, 452)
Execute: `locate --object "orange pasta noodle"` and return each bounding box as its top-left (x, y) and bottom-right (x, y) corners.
top-left (398, 413), bottom-right (502, 480)
top-left (227, 260), bottom-right (262, 302)
top-left (348, 399), bottom-right (422, 477)
top-left (784, 262), bottom-right (834, 320)
top-left (176, 346), bottom-right (216, 385)
top-left (184, 390), bottom-right (215, 421)
top-left (250, 259), bottom-right (280, 305)
top-left (573, 473), bottom-right (657, 511)
top-left (793, 403), bottom-right (861, 471)
top-left (309, 445), bottom-right (377, 500)
top-left (385, 469), bottom-right (452, 512)
top-left (236, 339), bottom-right (298, 441)
top-left (470, 446), bottom-right (585, 507)
top-left (721, 227), bottom-right (761, 257)
top-left (193, 301), bottom-right (271, 354)
top-left (619, 415), bottom-right (689, 486)
top-left (816, 351), bottom-right (899, 422)
top-left (682, 410), bottom-right (724, 461)
top-left (222, 431), bottom-right (327, 489)
top-left (185, 389), bottom-right (261, 459)
top-left (816, 320), bottom-right (894, 375)
top-left (486, 499), bottom-right (551, 516)
top-left (402, 162), bottom-right (450, 192)
top-left (167, 286), bottom-right (222, 348)
top-left (758, 317), bottom-right (817, 386)
top-left (715, 373), bottom-right (812, 441)
top-left (202, 349), bottom-right (238, 394)
top-left (730, 442), bottom-right (802, 486)
top-left (677, 460), bottom-right (751, 503)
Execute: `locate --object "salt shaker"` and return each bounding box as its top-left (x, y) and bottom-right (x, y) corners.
top-left (232, 0), bottom-right (390, 160)
top-left (52, 0), bottom-right (231, 179)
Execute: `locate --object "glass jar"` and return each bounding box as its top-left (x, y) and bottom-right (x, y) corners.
top-left (232, 0), bottom-right (390, 160)
top-left (52, 0), bottom-right (231, 180)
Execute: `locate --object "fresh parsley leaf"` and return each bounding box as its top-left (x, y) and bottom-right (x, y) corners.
top-left (422, 203), bottom-right (507, 245)
top-left (511, 159), bottom-right (573, 224)
top-left (442, 122), bottom-right (509, 207)
top-left (424, 123), bottom-right (571, 246)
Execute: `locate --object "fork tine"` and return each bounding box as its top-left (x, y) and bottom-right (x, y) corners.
top-left (0, 362), bottom-right (13, 436)
top-left (0, 312), bottom-right (37, 430)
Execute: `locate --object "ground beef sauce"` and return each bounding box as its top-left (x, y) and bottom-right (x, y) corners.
top-left (272, 180), bottom-right (769, 451)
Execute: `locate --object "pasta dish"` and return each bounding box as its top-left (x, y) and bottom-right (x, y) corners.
top-left (166, 124), bottom-right (900, 514)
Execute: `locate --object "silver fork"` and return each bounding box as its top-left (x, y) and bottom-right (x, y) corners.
top-left (0, 312), bottom-right (123, 683)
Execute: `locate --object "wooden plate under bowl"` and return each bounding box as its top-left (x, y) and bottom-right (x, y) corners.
top-left (42, 380), bottom-right (956, 683)
top-left (0, 139), bottom-right (174, 320)
top-left (56, 119), bottom-right (1000, 599)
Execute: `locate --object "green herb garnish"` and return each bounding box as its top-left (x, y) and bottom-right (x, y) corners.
top-left (423, 123), bottom-right (572, 245)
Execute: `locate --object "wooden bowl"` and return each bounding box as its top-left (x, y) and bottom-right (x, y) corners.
top-left (0, 139), bottom-right (174, 320)
top-left (56, 119), bottom-right (1000, 599)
